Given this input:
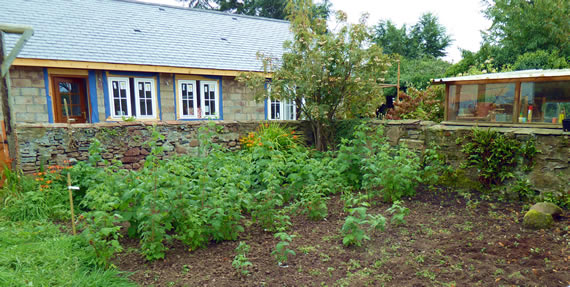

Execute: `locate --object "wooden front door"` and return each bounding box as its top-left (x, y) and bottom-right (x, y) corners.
top-left (53, 77), bottom-right (89, 123)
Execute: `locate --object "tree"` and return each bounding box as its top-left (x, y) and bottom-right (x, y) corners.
top-left (238, 0), bottom-right (390, 151)
top-left (383, 55), bottom-right (450, 99)
top-left (177, 0), bottom-right (216, 9)
top-left (512, 50), bottom-right (569, 70)
top-left (373, 13), bottom-right (451, 59)
top-left (216, 0), bottom-right (330, 20)
top-left (447, 0), bottom-right (569, 76)
top-left (444, 44), bottom-right (503, 76)
top-left (483, 0), bottom-right (569, 63)
top-left (409, 13), bottom-right (452, 59)
top-left (373, 20), bottom-right (413, 57)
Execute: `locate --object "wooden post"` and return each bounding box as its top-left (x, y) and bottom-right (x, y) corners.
top-left (513, 82), bottom-right (521, 124)
top-left (63, 98), bottom-right (76, 235)
top-left (0, 32), bottom-right (18, 170)
top-left (0, 24), bottom-right (33, 170)
top-left (67, 171), bottom-right (76, 235)
top-left (396, 59), bottom-right (400, 102)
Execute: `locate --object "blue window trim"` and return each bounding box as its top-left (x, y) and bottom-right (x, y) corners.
top-left (43, 68), bottom-right (54, 123)
top-left (87, 70), bottom-right (99, 123)
top-left (264, 80), bottom-right (270, 120)
top-left (172, 74), bottom-right (177, 120)
top-left (102, 71), bottom-right (111, 119)
top-left (174, 75), bottom-right (224, 121)
top-left (157, 74), bottom-right (162, 120)
top-left (102, 70), bottom-right (162, 121)
top-left (264, 98), bottom-right (268, 120)
top-left (203, 75), bottom-right (223, 120)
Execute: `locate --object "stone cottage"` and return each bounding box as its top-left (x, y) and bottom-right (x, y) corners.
top-left (2, 0), bottom-right (298, 125)
top-left (0, 0), bottom-right (307, 171)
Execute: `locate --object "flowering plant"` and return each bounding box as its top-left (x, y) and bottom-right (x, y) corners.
top-left (239, 122), bottom-right (303, 151)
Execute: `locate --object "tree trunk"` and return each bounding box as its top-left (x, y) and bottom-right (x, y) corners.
top-left (310, 120), bottom-right (330, 152)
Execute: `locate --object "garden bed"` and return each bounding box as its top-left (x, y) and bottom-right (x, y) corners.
top-left (115, 189), bottom-right (569, 287)
top-left (2, 122), bottom-right (568, 287)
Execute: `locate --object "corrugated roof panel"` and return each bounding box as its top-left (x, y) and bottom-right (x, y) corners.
top-left (433, 69), bottom-right (570, 83)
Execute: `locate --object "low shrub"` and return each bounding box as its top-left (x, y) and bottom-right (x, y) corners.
top-left (457, 128), bottom-right (539, 187)
top-left (385, 85), bottom-right (444, 122)
top-left (239, 122), bottom-right (303, 152)
top-left (0, 165), bottom-right (71, 221)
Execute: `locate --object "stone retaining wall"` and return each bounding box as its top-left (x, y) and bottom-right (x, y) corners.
top-left (377, 120), bottom-right (569, 193)
top-left (16, 121), bottom-right (311, 172)
top-left (15, 120), bottom-right (569, 193)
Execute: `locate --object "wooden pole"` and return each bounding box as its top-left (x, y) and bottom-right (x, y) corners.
top-left (396, 59), bottom-right (401, 102)
top-left (63, 98), bottom-right (76, 235)
top-left (0, 31), bottom-right (18, 170)
top-left (67, 170), bottom-right (76, 235)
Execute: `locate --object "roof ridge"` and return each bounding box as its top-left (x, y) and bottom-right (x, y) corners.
top-left (112, 0), bottom-right (290, 24)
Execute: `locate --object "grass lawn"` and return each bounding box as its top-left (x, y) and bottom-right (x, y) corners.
top-left (0, 220), bottom-right (135, 287)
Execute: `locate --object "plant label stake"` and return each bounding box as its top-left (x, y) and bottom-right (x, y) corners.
top-left (63, 98), bottom-right (77, 235)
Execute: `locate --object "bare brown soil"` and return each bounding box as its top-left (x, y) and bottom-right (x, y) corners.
top-left (115, 190), bottom-right (569, 287)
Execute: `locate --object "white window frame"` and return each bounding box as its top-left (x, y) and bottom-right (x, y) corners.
top-left (200, 81), bottom-right (220, 119)
top-left (266, 84), bottom-right (297, 120)
top-left (134, 78), bottom-right (157, 119)
top-left (177, 80), bottom-right (198, 119)
top-left (267, 97), bottom-right (297, 121)
top-left (108, 77), bottom-right (132, 118)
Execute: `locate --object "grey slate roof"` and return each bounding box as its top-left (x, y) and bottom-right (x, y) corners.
top-left (1, 0), bottom-right (291, 72)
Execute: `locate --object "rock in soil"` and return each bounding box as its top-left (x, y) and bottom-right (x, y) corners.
top-left (529, 202), bottom-right (563, 218)
top-left (523, 209), bottom-right (554, 229)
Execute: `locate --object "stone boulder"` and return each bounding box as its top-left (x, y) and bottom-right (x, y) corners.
top-left (523, 210), bottom-right (554, 230)
top-left (529, 202), bottom-right (563, 218)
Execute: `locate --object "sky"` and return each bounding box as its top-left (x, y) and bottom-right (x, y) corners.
top-left (139, 0), bottom-right (492, 63)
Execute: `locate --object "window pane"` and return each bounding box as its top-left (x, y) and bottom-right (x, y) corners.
top-left (114, 99), bottom-right (121, 116)
top-left (121, 99), bottom-right (127, 115)
top-left (139, 100), bottom-right (146, 115)
top-left (448, 83), bottom-right (515, 122)
top-left (182, 101), bottom-right (188, 116)
top-left (59, 82), bottom-right (71, 93)
top-left (146, 101), bottom-right (153, 115)
top-left (271, 100), bottom-right (280, 119)
top-left (119, 87), bottom-right (127, 99)
top-left (447, 85), bottom-right (457, 120)
top-left (112, 82), bottom-right (119, 99)
top-left (70, 93), bottom-right (80, 105)
top-left (521, 81), bottom-right (570, 124)
top-left (180, 82), bottom-right (197, 117)
top-left (72, 105), bottom-right (81, 116)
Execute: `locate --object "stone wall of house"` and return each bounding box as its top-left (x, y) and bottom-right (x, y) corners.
top-left (6, 68), bottom-right (264, 124)
top-left (94, 71), bottom-right (107, 121)
top-left (159, 73), bottom-right (176, 121)
top-left (221, 77), bottom-right (265, 121)
top-left (8, 66), bottom-right (49, 123)
top-left (16, 120), bottom-right (311, 172)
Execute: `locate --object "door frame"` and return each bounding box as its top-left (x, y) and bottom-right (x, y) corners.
top-left (50, 75), bottom-right (91, 123)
